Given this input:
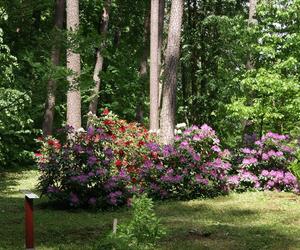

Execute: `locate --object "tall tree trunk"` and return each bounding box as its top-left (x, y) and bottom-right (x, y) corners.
top-left (66, 0), bottom-right (81, 130)
top-left (160, 0), bottom-right (184, 145)
top-left (150, 0), bottom-right (160, 131)
top-left (88, 0), bottom-right (111, 115)
top-left (158, 0), bottom-right (165, 112)
top-left (136, 9), bottom-right (150, 124)
top-left (42, 0), bottom-right (65, 136)
top-left (243, 0), bottom-right (258, 142)
top-left (246, 0), bottom-right (257, 70)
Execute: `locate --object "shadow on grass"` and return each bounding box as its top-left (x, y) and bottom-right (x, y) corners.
top-left (0, 194), bottom-right (299, 250)
top-left (1, 168), bottom-right (300, 250)
top-left (0, 166), bottom-right (38, 194)
top-left (0, 195), bottom-right (129, 250)
top-left (0, 171), bottom-right (20, 194)
top-left (162, 223), bottom-right (298, 250)
top-left (158, 201), bottom-right (299, 250)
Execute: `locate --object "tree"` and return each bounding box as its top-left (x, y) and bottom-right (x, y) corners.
top-left (242, 0), bottom-right (258, 141)
top-left (42, 0), bottom-right (65, 136)
top-left (160, 0), bottom-right (183, 145)
top-left (150, 0), bottom-right (160, 131)
top-left (158, 0), bottom-right (165, 111)
top-left (88, 0), bottom-right (111, 116)
top-left (66, 0), bottom-right (81, 130)
top-left (136, 8), bottom-right (150, 124)
top-left (246, 0), bottom-right (257, 70)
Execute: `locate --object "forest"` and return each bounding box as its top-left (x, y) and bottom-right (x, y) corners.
top-left (1, 0), bottom-right (300, 249)
top-left (1, 0), bottom-right (299, 166)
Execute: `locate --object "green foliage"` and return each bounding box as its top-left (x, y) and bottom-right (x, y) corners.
top-left (221, 0), bottom-right (300, 146)
top-left (2, 0), bottom-right (300, 167)
top-left (289, 144), bottom-right (300, 181)
top-left (0, 14), bottom-right (35, 167)
top-left (0, 88), bottom-right (33, 167)
top-left (97, 195), bottom-right (166, 250)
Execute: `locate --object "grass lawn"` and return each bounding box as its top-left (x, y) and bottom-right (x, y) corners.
top-left (1, 169), bottom-right (300, 250)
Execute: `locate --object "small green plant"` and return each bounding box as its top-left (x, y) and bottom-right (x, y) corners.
top-left (289, 150), bottom-right (300, 181)
top-left (97, 195), bottom-right (166, 250)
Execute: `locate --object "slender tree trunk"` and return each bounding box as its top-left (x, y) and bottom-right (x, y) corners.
top-left (181, 61), bottom-right (189, 125)
top-left (158, 0), bottom-right (165, 112)
top-left (136, 9), bottom-right (150, 124)
top-left (246, 0), bottom-right (257, 70)
top-left (243, 0), bottom-right (258, 142)
top-left (66, 0), bottom-right (81, 130)
top-left (189, 0), bottom-right (198, 124)
top-left (160, 0), bottom-right (184, 145)
top-left (248, 0), bottom-right (257, 25)
top-left (42, 0), bottom-right (65, 136)
top-left (89, 0), bottom-right (111, 115)
top-left (150, 0), bottom-right (160, 131)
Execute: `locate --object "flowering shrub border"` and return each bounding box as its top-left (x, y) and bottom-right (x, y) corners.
top-left (35, 110), bottom-right (300, 209)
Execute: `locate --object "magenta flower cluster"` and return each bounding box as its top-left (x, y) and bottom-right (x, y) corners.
top-left (229, 131), bottom-right (299, 193)
top-left (140, 124), bottom-right (232, 199)
top-left (36, 119), bottom-right (300, 209)
top-left (37, 126), bottom-right (135, 208)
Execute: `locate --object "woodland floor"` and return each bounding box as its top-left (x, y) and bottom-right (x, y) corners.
top-left (1, 169), bottom-right (300, 250)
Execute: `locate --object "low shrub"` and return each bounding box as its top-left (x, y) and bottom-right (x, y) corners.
top-left (97, 195), bottom-right (165, 250)
top-left (88, 109), bottom-right (158, 180)
top-left (140, 124), bottom-right (232, 200)
top-left (229, 132), bottom-right (299, 193)
top-left (36, 111), bottom-right (300, 209)
top-left (289, 148), bottom-right (300, 181)
top-left (36, 126), bottom-right (135, 208)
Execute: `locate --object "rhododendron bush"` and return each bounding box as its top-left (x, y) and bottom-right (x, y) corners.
top-left (36, 110), bottom-right (157, 208)
top-left (228, 132), bottom-right (299, 193)
top-left (139, 125), bottom-right (232, 199)
top-left (35, 110), bottom-right (300, 209)
top-left (88, 109), bottom-right (157, 178)
top-left (36, 126), bottom-right (134, 208)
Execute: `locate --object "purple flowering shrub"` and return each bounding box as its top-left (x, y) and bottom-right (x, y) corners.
top-left (229, 132), bottom-right (299, 193)
top-left (36, 126), bottom-right (135, 208)
top-left (140, 124), bottom-right (232, 200)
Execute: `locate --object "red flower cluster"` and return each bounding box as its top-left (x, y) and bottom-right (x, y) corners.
top-left (90, 108), bottom-right (159, 181)
top-left (47, 139), bottom-right (61, 150)
top-left (102, 108), bottom-right (110, 115)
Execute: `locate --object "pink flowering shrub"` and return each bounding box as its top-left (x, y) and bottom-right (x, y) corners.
top-left (36, 126), bottom-right (136, 208)
top-left (35, 120), bottom-right (300, 209)
top-left (36, 122), bottom-right (234, 208)
top-left (229, 132), bottom-right (299, 193)
top-left (139, 124), bottom-right (232, 199)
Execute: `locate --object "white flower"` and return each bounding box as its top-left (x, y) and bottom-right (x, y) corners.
top-left (176, 123), bottom-right (187, 129)
top-left (87, 111), bottom-right (96, 117)
top-left (77, 127), bottom-right (85, 133)
top-left (149, 129), bottom-right (160, 134)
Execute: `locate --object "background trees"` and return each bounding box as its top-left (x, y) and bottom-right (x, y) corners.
top-left (1, 0), bottom-right (300, 166)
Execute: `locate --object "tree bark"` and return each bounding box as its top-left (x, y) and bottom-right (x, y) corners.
top-left (150, 0), bottom-right (160, 131)
top-left (246, 0), bottom-right (257, 70)
top-left (66, 0), bottom-right (81, 130)
top-left (248, 0), bottom-right (257, 25)
top-left (136, 9), bottom-right (150, 124)
top-left (88, 0), bottom-right (111, 115)
top-left (158, 0), bottom-right (165, 111)
top-left (243, 0), bottom-right (258, 142)
top-left (42, 0), bottom-right (65, 136)
top-left (160, 0), bottom-right (184, 145)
